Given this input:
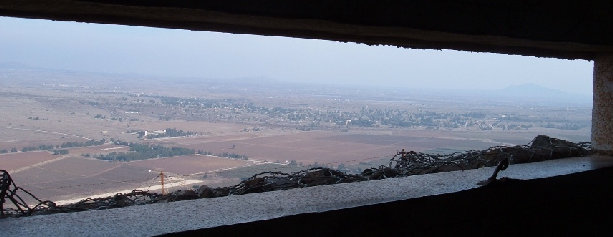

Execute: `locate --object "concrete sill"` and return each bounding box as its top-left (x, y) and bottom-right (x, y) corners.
top-left (1, 156), bottom-right (611, 237)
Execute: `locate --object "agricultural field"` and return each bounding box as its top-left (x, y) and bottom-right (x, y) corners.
top-left (2, 143), bottom-right (258, 202)
top-left (0, 68), bottom-right (592, 205)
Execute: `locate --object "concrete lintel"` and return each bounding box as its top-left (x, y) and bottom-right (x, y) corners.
top-left (2, 1), bottom-right (613, 60)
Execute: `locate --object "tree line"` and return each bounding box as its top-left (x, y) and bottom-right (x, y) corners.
top-left (0, 139), bottom-right (106, 155)
top-left (95, 142), bottom-right (195, 161)
top-left (138, 128), bottom-right (196, 139)
top-left (197, 150), bottom-right (248, 160)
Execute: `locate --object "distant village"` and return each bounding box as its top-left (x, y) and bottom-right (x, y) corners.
top-left (99, 95), bottom-right (589, 133)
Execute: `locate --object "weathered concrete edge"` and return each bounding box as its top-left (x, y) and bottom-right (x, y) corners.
top-left (1, 1), bottom-right (612, 59)
top-left (0, 156), bottom-right (604, 237)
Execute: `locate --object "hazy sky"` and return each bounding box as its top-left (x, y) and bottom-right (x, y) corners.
top-left (0, 16), bottom-right (593, 95)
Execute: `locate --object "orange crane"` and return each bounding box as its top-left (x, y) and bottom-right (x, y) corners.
top-left (159, 170), bottom-right (166, 195)
top-left (149, 169), bottom-right (166, 195)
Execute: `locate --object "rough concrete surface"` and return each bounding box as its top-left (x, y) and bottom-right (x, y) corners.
top-left (593, 54), bottom-right (613, 153)
top-left (2, 1), bottom-right (613, 59)
top-left (0, 156), bottom-right (605, 237)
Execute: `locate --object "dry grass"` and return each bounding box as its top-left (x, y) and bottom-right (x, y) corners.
top-left (155, 129), bottom-right (503, 166)
top-left (129, 155), bottom-right (250, 175)
top-left (0, 151), bottom-right (56, 172)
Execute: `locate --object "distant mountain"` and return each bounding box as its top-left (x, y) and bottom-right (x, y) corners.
top-left (0, 62), bottom-right (37, 70)
top-left (410, 84), bottom-right (592, 106)
top-left (0, 62), bottom-right (592, 106)
top-left (499, 84), bottom-right (567, 97)
top-left (492, 83), bottom-right (591, 105)
top-left (0, 62), bottom-right (287, 95)
top-left (502, 83), bottom-right (551, 93)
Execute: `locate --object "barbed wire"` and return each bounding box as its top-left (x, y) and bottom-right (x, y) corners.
top-left (10, 154), bottom-right (388, 195)
top-left (2, 135), bottom-right (591, 218)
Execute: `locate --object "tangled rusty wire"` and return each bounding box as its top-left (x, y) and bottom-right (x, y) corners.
top-left (361, 135), bottom-right (591, 180)
top-left (1, 135), bottom-right (591, 218)
top-left (1, 170), bottom-right (56, 217)
top-left (44, 190), bottom-right (160, 214)
top-left (1, 170), bottom-right (163, 218)
top-left (191, 167), bottom-right (366, 199)
top-left (229, 167), bottom-right (365, 195)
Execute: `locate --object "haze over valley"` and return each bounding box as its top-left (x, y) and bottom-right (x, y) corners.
top-left (0, 64), bottom-right (591, 203)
